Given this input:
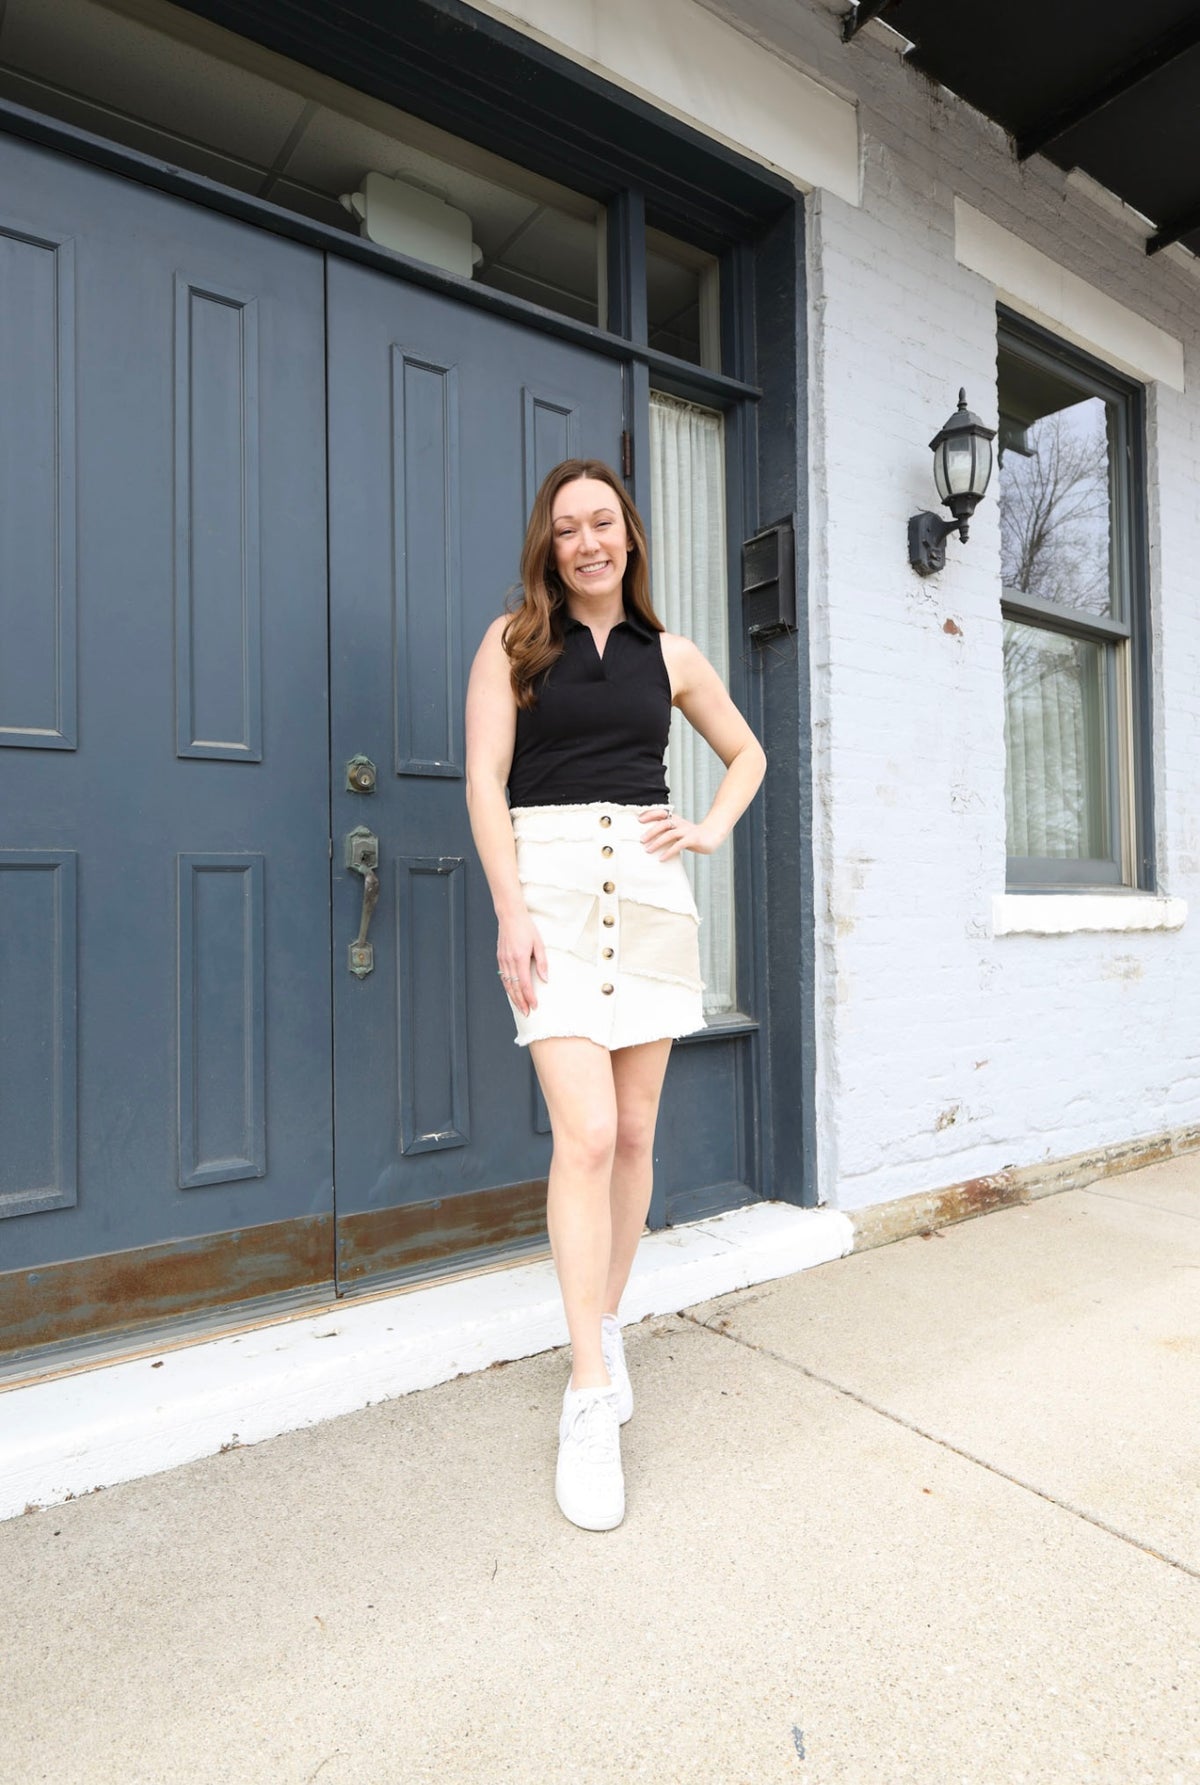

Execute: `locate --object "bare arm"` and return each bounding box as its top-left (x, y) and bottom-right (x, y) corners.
top-left (464, 616), bottom-right (546, 1015)
top-left (641, 634), bottom-right (766, 860)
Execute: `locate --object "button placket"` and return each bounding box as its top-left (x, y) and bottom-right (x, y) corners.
top-left (598, 813), bottom-right (618, 996)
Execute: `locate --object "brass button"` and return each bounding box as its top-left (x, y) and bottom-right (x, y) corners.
top-left (602, 916), bottom-right (615, 928)
top-left (601, 983), bottom-right (614, 995)
top-left (603, 881), bottom-right (615, 894)
top-left (602, 946), bottom-right (614, 959)
top-left (601, 845), bottom-right (613, 857)
top-left (599, 814), bottom-right (612, 827)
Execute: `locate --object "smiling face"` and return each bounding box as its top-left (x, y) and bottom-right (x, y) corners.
top-left (550, 477), bottom-right (631, 607)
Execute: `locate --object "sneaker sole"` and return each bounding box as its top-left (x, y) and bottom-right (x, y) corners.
top-left (555, 1479), bottom-right (625, 1531)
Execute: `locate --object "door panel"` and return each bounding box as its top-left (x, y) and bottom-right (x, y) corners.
top-left (327, 261), bottom-right (625, 1281)
top-left (0, 138), bottom-right (762, 1353)
top-left (0, 141), bottom-right (333, 1315)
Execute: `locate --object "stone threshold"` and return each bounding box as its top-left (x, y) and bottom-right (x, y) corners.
top-left (0, 1202), bottom-right (853, 1523)
top-left (8, 1121), bottom-right (1196, 1523)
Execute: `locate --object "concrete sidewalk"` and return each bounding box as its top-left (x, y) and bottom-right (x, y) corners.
top-left (2, 1159), bottom-right (1198, 1784)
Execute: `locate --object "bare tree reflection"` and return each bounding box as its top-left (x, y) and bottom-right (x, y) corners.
top-left (1000, 405), bottom-right (1110, 613)
top-left (1001, 405), bottom-right (1110, 860)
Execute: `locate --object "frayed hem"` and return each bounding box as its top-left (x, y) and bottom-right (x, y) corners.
top-left (514, 1019), bottom-right (706, 1051)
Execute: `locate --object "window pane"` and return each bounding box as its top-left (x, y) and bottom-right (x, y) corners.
top-left (649, 392), bottom-right (735, 1014)
top-left (1003, 620), bottom-right (1113, 861)
top-left (646, 228), bottom-right (720, 370)
top-left (998, 352), bottom-right (1116, 618)
top-left (475, 201), bottom-right (602, 327)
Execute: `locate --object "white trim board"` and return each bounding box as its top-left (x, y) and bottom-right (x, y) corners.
top-left (464, 0), bottom-right (860, 205)
top-left (955, 200), bottom-right (1185, 391)
top-left (992, 893), bottom-right (1187, 937)
top-left (0, 1202), bottom-right (853, 1523)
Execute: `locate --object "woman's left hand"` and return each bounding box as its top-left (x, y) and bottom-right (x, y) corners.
top-left (638, 807), bottom-right (717, 861)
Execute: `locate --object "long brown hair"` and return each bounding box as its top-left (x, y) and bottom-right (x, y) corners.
top-left (502, 459), bottom-right (662, 708)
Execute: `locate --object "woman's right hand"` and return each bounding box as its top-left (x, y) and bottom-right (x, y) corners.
top-left (496, 909), bottom-right (548, 1017)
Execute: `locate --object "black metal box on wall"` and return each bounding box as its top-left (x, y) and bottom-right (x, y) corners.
top-left (741, 518), bottom-right (796, 639)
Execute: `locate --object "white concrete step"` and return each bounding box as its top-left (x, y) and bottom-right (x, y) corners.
top-left (0, 1202), bottom-right (852, 1521)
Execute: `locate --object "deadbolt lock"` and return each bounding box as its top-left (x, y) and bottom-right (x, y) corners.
top-left (346, 754), bottom-right (377, 794)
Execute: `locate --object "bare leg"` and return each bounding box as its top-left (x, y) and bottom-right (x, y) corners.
top-left (604, 1038), bottom-right (673, 1317)
top-left (529, 1037), bottom-right (618, 1391)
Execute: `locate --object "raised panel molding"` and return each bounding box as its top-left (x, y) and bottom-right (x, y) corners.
top-left (0, 226), bottom-right (77, 751)
top-left (390, 347), bottom-right (462, 779)
top-left (0, 852), bottom-right (78, 1217)
top-left (174, 276), bottom-right (263, 761)
top-left (522, 386), bottom-right (578, 518)
top-left (177, 853), bottom-right (266, 1187)
top-left (395, 855), bottom-right (468, 1154)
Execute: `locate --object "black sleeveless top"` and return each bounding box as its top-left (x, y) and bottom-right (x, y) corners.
top-left (507, 604), bottom-right (672, 807)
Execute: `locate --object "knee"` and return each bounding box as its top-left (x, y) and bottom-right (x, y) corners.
top-left (555, 1113), bottom-right (618, 1175)
top-left (614, 1107), bottom-right (656, 1164)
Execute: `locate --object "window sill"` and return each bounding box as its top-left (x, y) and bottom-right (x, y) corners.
top-left (992, 893), bottom-right (1187, 937)
top-left (674, 1011), bottom-right (759, 1044)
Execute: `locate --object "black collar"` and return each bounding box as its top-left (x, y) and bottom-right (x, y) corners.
top-left (561, 602), bottom-right (658, 643)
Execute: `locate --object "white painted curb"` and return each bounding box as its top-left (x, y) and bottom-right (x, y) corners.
top-left (0, 1202), bottom-right (852, 1521)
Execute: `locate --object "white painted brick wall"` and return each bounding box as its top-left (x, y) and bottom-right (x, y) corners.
top-left (706, 0), bottom-right (1200, 1209)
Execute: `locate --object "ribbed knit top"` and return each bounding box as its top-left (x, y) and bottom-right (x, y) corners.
top-left (506, 604), bottom-right (672, 807)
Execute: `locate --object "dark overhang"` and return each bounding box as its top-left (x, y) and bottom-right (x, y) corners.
top-left (844, 0), bottom-right (1200, 257)
top-left (169, 0), bottom-right (793, 247)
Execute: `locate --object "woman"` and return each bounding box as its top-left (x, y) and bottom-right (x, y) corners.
top-left (465, 458), bottom-right (765, 1532)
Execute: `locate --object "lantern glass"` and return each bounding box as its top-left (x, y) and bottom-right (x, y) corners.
top-left (973, 433), bottom-right (994, 497)
top-left (935, 437), bottom-right (974, 499)
top-left (933, 430), bottom-right (994, 503)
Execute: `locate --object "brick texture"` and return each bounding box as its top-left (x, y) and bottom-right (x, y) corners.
top-left (704, 0), bottom-right (1200, 1210)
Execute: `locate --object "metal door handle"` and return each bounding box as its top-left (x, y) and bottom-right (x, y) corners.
top-left (345, 827), bottom-right (379, 978)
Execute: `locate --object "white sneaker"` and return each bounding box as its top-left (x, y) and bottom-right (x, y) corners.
top-left (555, 1386), bottom-right (625, 1531)
top-left (601, 1315), bottom-right (633, 1424)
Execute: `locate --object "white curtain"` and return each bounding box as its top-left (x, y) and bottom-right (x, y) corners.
top-left (649, 391), bottom-right (735, 1014)
top-left (1003, 622), bottom-right (1105, 860)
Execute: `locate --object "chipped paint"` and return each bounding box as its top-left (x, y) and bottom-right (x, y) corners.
top-left (849, 1121), bottom-right (1200, 1251)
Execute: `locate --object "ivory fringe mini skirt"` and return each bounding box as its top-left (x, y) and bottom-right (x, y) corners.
top-left (507, 802), bottom-right (705, 1050)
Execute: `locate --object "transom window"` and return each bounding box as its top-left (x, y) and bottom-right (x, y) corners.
top-left (997, 317), bottom-right (1150, 889)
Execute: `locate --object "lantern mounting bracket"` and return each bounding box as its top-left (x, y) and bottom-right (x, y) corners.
top-left (908, 510), bottom-right (966, 576)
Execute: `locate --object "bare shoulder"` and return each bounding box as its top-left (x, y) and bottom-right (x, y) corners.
top-left (471, 611), bottom-right (514, 673)
top-left (659, 630), bottom-right (712, 703)
top-left (482, 611), bottom-right (513, 653)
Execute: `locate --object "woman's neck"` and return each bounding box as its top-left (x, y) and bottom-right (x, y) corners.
top-left (566, 592), bottom-right (625, 632)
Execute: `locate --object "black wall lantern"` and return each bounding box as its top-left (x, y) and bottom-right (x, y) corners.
top-left (908, 389), bottom-right (996, 576)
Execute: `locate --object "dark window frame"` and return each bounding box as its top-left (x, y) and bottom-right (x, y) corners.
top-left (998, 308), bottom-right (1154, 892)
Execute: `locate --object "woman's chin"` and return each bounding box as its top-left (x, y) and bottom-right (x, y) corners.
top-left (569, 576), bottom-right (621, 601)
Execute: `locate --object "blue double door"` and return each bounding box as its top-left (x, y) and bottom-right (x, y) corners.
top-left (0, 140), bottom-right (633, 1341)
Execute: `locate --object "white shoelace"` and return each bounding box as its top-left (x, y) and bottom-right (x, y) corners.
top-left (564, 1393), bottom-right (620, 1464)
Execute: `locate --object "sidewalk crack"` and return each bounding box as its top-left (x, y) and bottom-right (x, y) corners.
top-left (681, 1312), bottom-right (1200, 1582)
top-left (1081, 1185), bottom-right (1200, 1224)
